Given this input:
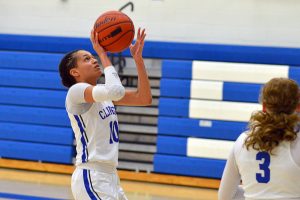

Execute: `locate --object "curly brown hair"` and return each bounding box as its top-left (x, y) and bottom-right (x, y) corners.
top-left (245, 78), bottom-right (300, 154)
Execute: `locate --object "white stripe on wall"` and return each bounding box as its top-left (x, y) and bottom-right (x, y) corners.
top-left (189, 99), bottom-right (261, 122)
top-left (190, 80), bottom-right (223, 100)
top-left (192, 61), bottom-right (289, 83)
top-left (187, 137), bottom-right (234, 159)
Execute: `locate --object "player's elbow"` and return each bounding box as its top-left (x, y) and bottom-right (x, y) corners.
top-left (139, 92), bottom-right (152, 106)
top-left (144, 95), bottom-right (152, 106)
top-left (108, 85), bottom-right (125, 101)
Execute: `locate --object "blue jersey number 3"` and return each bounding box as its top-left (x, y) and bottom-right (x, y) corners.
top-left (256, 152), bottom-right (270, 183)
top-left (109, 120), bottom-right (119, 144)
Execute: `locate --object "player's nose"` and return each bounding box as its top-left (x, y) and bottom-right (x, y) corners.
top-left (92, 58), bottom-right (98, 64)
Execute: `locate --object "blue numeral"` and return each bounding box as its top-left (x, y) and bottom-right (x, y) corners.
top-left (109, 121), bottom-right (119, 144)
top-left (256, 152), bottom-right (270, 183)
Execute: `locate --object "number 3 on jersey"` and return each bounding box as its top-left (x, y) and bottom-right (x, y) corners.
top-left (256, 152), bottom-right (270, 183)
top-left (109, 120), bottom-right (119, 144)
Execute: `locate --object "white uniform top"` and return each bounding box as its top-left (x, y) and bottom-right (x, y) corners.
top-left (67, 97), bottom-right (119, 166)
top-left (65, 66), bottom-right (124, 167)
top-left (219, 131), bottom-right (300, 200)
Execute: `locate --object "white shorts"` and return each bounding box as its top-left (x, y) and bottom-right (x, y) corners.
top-left (71, 163), bottom-right (128, 200)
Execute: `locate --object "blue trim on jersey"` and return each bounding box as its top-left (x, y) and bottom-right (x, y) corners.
top-left (88, 170), bottom-right (102, 200)
top-left (79, 115), bottom-right (89, 143)
top-left (83, 169), bottom-right (101, 200)
top-left (74, 115), bottom-right (88, 163)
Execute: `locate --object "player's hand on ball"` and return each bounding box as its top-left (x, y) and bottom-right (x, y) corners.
top-left (90, 29), bottom-right (106, 56)
top-left (130, 28), bottom-right (146, 59)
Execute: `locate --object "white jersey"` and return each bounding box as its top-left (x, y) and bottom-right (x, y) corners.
top-left (66, 83), bottom-right (120, 167)
top-left (234, 132), bottom-right (300, 200)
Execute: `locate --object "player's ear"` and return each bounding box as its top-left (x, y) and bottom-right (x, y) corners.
top-left (70, 68), bottom-right (80, 78)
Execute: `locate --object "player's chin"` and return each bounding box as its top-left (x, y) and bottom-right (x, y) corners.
top-left (94, 69), bottom-right (102, 76)
top-left (96, 72), bottom-right (103, 79)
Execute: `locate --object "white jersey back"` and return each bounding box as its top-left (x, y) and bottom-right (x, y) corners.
top-left (66, 87), bottom-right (119, 167)
top-left (234, 132), bottom-right (300, 199)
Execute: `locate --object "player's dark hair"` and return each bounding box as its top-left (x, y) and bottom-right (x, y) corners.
top-left (245, 78), bottom-right (300, 154)
top-left (59, 50), bottom-right (80, 88)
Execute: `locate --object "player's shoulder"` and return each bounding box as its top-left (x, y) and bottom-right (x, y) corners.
top-left (239, 131), bottom-right (249, 139)
top-left (66, 82), bottom-right (91, 102)
top-left (233, 131), bottom-right (249, 152)
top-left (65, 83), bottom-right (93, 114)
top-left (236, 131), bottom-right (248, 144)
top-left (68, 82), bottom-right (91, 95)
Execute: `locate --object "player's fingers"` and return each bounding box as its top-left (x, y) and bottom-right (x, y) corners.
top-left (141, 28), bottom-right (145, 38)
top-left (141, 33), bottom-right (146, 42)
top-left (95, 32), bottom-right (99, 44)
top-left (94, 30), bottom-right (98, 41)
top-left (90, 29), bottom-right (94, 42)
top-left (137, 27), bottom-right (141, 39)
top-left (140, 39), bottom-right (145, 50)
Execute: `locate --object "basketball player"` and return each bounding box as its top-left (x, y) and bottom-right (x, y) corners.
top-left (218, 78), bottom-right (300, 200)
top-left (58, 28), bottom-right (151, 200)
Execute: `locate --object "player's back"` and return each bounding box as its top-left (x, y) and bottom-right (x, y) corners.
top-left (234, 132), bottom-right (300, 200)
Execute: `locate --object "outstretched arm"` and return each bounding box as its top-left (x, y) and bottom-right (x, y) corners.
top-left (114, 28), bottom-right (152, 106)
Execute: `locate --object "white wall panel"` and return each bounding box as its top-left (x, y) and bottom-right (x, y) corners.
top-left (0, 0), bottom-right (300, 47)
top-left (190, 80), bottom-right (223, 100)
top-left (192, 61), bottom-right (289, 83)
top-left (187, 137), bottom-right (234, 159)
top-left (189, 99), bottom-right (261, 122)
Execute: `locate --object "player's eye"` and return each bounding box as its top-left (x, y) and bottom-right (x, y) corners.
top-left (84, 57), bottom-right (90, 61)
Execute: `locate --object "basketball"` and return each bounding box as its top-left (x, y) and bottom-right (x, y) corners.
top-left (94, 11), bottom-right (135, 53)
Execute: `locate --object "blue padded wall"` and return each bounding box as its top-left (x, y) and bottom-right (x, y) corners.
top-left (154, 154), bottom-right (226, 178)
top-left (1, 33), bottom-right (300, 176)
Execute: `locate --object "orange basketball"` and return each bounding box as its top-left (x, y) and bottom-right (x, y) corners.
top-left (94, 11), bottom-right (135, 53)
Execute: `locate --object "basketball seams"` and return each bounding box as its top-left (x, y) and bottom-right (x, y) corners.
top-left (121, 28), bottom-right (135, 52)
top-left (103, 30), bottom-right (134, 52)
top-left (97, 22), bottom-right (134, 48)
top-left (95, 21), bottom-right (133, 34)
top-left (94, 11), bottom-right (135, 53)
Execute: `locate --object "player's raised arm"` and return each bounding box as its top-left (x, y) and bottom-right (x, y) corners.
top-left (83, 29), bottom-right (125, 103)
top-left (114, 28), bottom-right (152, 106)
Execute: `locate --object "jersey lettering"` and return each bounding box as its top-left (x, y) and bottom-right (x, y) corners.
top-left (256, 152), bottom-right (271, 183)
top-left (109, 120), bottom-right (119, 144)
top-left (99, 106), bottom-right (117, 119)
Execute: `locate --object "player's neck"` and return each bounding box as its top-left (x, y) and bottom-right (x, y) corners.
top-left (77, 78), bottom-right (97, 86)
